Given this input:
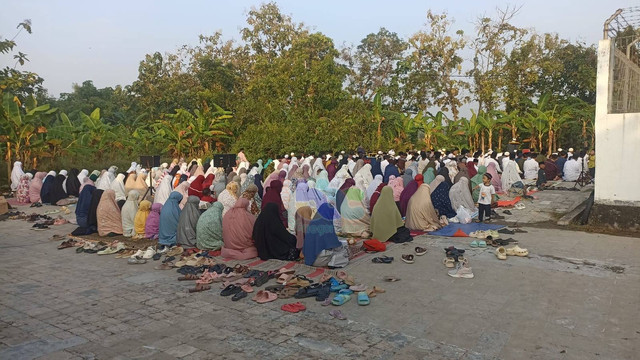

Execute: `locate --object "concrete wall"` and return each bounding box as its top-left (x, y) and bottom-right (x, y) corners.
top-left (595, 40), bottom-right (640, 206)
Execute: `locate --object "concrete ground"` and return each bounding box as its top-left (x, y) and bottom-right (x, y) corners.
top-left (0, 191), bottom-right (638, 360)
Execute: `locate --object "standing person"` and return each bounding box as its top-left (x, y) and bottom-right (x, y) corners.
top-left (588, 149), bottom-right (596, 179)
top-left (236, 148), bottom-right (248, 167)
top-left (556, 151), bottom-right (567, 178)
top-left (474, 173), bottom-right (496, 223)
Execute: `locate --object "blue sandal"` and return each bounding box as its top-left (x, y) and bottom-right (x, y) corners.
top-left (357, 291), bottom-right (370, 306)
top-left (331, 294), bottom-right (351, 306)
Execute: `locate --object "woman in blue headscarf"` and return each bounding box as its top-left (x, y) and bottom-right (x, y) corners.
top-left (383, 159), bottom-right (400, 183)
top-left (159, 192), bottom-right (183, 247)
top-left (303, 203), bottom-right (342, 266)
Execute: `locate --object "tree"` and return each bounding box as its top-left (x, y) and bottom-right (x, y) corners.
top-left (342, 28), bottom-right (407, 107)
top-left (403, 11), bottom-right (468, 120)
top-left (469, 6), bottom-right (526, 114)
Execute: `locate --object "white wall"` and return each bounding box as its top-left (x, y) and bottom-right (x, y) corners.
top-left (595, 40), bottom-right (640, 205)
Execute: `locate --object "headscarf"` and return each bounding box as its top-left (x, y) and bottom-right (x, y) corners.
top-left (466, 161), bottom-right (478, 178)
top-left (437, 167), bottom-right (453, 187)
top-left (218, 182), bottom-right (239, 217)
top-left (212, 169), bottom-right (227, 198)
top-left (94, 170), bottom-right (111, 190)
top-left (471, 166), bottom-right (487, 202)
top-left (174, 181), bottom-right (190, 209)
top-left (262, 179), bottom-right (287, 226)
top-left (445, 161), bottom-right (459, 183)
top-left (312, 158), bottom-right (325, 174)
top-left (241, 184), bottom-right (260, 215)
top-left (368, 182), bottom-right (386, 213)
top-left (307, 182), bottom-right (328, 210)
top-left (336, 178), bottom-right (356, 212)
top-left (454, 164), bottom-right (470, 184)
top-left (429, 175), bottom-right (445, 194)
top-left (253, 173), bottom-right (263, 199)
top-left (326, 159), bottom-right (338, 181)
top-left (294, 206), bottom-right (314, 249)
top-left (449, 177), bottom-right (476, 212)
top-left (401, 169), bottom-right (414, 188)
top-left (153, 171), bottom-right (173, 205)
top-left (352, 159), bottom-right (365, 178)
top-left (133, 172), bottom-right (149, 195)
top-left (501, 160), bottom-right (521, 192)
top-left (96, 189), bottom-right (123, 236)
top-left (79, 176), bottom-right (95, 194)
top-left (280, 179), bottom-right (292, 211)
top-left (383, 163), bottom-right (400, 183)
top-left (29, 172), bottom-right (47, 203)
top-left (75, 184), bottom-right (95, 228)
top-left (430, 182), bottom-right (457, 218)
top-left (365, 174), bottom-right (383, 201)
top-left (49, 174), bottom-right (68, 205)
top-left (110, 173), bottom-right (127, 202)
top-left (87, 189), bottom-right (104, 230)
top-left (15, 173), bottom-right (31, 203)
top-left (371, 186), bottom-right (404, 242)
top-left (188, 175), bottom-right (205, 198)
top-left (415, 174), bottom-right (424, 186)
top-left (303, 203), bottom-right (342, 266)
top-left (121, 190), bottom-right (140, 237)
top-left (253, 202), bottom-right (298, 260)
top-left (124, 172), bottom-right (137, 194)
top-left (371, 158), bottom-right (382, 178)
top-left (423, 167), bottom-right (436, 185)
top-left (405, 184), bottom-right (441, 231)
top-left (196, 202), bottom-right (224, 250)
top-left (77, 169), bottom-right (89, 185)
top-left (144, 203), bottom-right (162, 239)
top-left (390, 176), bottom-right (404, 201)
top-left (65, 168), bottom-right (81, 197)
top-left (262, 171), bottom-right (280, 196)
top-left (159, 192), bottom-right (183, 246)
top-left (176, 195), bottom-right (201, 248)
top-left (40, 171), bottom-right (56, 203)
top-left (399, 178), bottom-right (419, 217)
top-left (221, 198), bottom-right (258, 260)
top-left (10, 161), bottom-right (24, 191)
top-left (486, 162), bottom-right (502, 192)
top-left (134, 200), bottom-right (151, 236)
top-left (340, 187), bottom-right (371, 236)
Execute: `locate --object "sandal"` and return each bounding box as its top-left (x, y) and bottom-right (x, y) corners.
top-left (329, 309), bottom-right (347, 320)
top-left (443, 257), bottom-right (456, 268)
top-left (220, 284), bottom-right (242, 297)
top-left (281, 302), bottom-right (306, 313)
top-left (357, 291), bottom-right (370, 306)
top-left (178, 274), bottom-right (199, 281)
top-left (372, 256), bottom-right (393, 264)
top-left (470, 240), bottom-right (478, 248)
top-left (231, 291), bottom-right (247, 301)
top-left (495, 246), bottom-right (507, 260)
top-left (276, 287), bottom-right (299, 299)
top-left (277, 272), bottom-right (294, 284)
top-left (505, 245), bottom-right (529, 257)
top-left (415, 247), bottom-right (428, 256)
top-left (401, 254), bottom-right (414, 264)
top-left (383, 276), bottom-right (400, 282)
top-left (331, 294), bottom-right (351, 306)
top-left (253, 290), bottom-right (278, 304)
top-left (188, 284), bottom-right (211, 293)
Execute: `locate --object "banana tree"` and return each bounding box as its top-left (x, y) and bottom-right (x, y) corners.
top-left (385, 113), bottom-right (416, 149)
top-left (0, 93), bottom-right (57, 182)
top-left (477, 111), bottom-right (508, 153)
top-left (415, 111), bottom-right (447, 150)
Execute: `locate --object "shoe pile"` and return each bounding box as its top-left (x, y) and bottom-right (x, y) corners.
top-left (444, 246), bottom-right (474, 279)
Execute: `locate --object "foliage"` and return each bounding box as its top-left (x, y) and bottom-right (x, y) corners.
top-left (0, 4), bottom-right (600, 186)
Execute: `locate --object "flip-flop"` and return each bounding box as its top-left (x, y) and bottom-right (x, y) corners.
top-left (470, 240), bottom-right (478, 248)
top-left (253, 290), bottom-right (278, 304)
top-left (383, 276), bottom-right (400, 282)
top-left (349, 284), bottom-right (367, 292)
top-left (372, 256), bottom-right (393, 264)
top-left (188, 284), bottom-right (211, 293)
top-left (231, 291), bottom-right (247, 301)
top-left (281, 302), bottom-right (306, 313)
top-left (331, 294), bottom-right (351, 306)
top-left (338, 289), bottom-right (353, 295)
top-left (357, 291), bottom-right (370, 306)
top-left (220, 285), bottom-right (242, 296)
top-left (329, 309), bottom-right (347, 320)
top-left (478, 240), bottom-right (487, 248)
top-left (276, 287), bottom-right (299, 299)
top-left (155, 262), bottom-right (174, 270)
top-left (315, 284), bottom-right (331, 302)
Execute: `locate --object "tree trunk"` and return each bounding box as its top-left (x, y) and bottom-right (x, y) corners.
top-left (481, 132), bottom-right (485, 153)
top-left (547, 129), bottom-right (553, 156)
top-left (498, 128), bottom-right (503, 151)
top-left (488, 130), bottom-right (493, 151)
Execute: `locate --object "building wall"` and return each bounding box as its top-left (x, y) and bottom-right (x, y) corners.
top-left (595, 40), bottom-right (640, 206)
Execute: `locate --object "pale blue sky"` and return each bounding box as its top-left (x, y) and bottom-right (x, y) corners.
top-left (1, 1), bottom-right (636, 97)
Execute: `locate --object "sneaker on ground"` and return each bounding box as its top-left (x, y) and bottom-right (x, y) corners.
top-left (142, 246), bottom-right (156, 259)
top-left (157, 246), bottom-right (169, 254)
top-left (131, 249), bottom-right (144, 259)
top-left (447, 263), bottom-right (474, 279)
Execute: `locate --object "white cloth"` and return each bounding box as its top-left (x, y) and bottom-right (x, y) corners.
top-left (380, 159), bottom-right (389, 175)
top-left (365, 175), bottom-right (383, 201)
top-left (327, 165), bottom-right (350, 191)
top-left (347, 159), bottom-right (356, 174)
top-left (60, 170), bottom-right (68, 193)
top-left (154, 172), bottom-right (173, 205)
top-left (77, 169), bottom-right (89, 185)
top-left (10, 161), bottom-right (24, 191)
top-left (563, 159), bottom-right (581, 181)
top-left (110, 173), bottom-right (127, 201)
top-left (501, 161), bottom-right (522, 191)
top-left (523, 158), bottom-right (539, 180)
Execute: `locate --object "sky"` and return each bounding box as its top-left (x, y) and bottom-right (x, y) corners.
top-left (1, 0), bottom-right (637, 98)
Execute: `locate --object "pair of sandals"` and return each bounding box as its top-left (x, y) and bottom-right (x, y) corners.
top-left (372, 256), bottom-right (393, 264)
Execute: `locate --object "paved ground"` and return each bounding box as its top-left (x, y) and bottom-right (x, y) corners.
top-left (1, 190), bottom-right (638, 360)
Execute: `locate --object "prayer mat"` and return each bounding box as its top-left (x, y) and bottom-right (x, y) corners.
top-left (497, 196), bottom-right (521, 207)
top-left (429, 223), bottom-right (504, 237)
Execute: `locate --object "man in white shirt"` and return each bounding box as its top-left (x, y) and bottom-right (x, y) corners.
top-left (563, 157), bottom-right (581, 181)
top-left (380, 156), bottom-right (389, 175)
top-left (523, 153), bottom-right (539, 180)
top-left (501, 152), bottom-right (510, 171)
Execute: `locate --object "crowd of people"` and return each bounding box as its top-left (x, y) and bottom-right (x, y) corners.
top-left (7, 145), bottom-right (594, 267)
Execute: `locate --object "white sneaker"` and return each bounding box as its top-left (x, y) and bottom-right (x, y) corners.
top-left (131, 249), bottom-right (144, 259)
top-left (142, 246), bottom-right (156, 259)
top-left (157, 246), bottom-right (169, 254)
top-left (448, 262), bottom-right (474, 279)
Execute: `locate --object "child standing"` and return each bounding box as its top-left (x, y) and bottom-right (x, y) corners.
top-left (474, 173), bottom-right (496, 223)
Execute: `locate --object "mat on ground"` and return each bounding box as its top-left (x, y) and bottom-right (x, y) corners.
top-left (428, 223), bottom-right (504, 237)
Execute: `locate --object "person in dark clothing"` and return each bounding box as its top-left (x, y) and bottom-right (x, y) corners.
top-left (253, 203), bottom-right (298, 260)
top-left (555, 151), bottom-right (567, 178)
top-left (544, 155), bottom-right (560, 180)
top-left (536, 162), bottom-right (547, 190)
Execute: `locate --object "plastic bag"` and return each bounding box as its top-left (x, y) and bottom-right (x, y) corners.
top-left (456, 205), bottom-right (472, 224)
